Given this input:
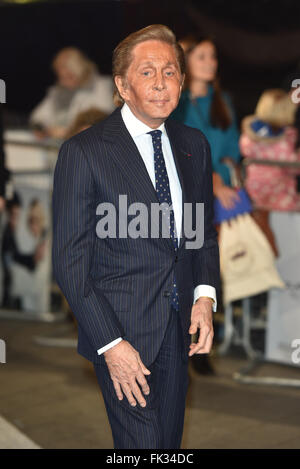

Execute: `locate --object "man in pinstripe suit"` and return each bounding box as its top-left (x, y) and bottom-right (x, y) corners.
top-left (52, 25), bottom-right (220, 449)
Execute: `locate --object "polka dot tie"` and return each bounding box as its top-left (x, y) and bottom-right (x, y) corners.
top-left (148, 129), bottom-right (179, 311)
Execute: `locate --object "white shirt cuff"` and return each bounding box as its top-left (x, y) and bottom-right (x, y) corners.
top-left (97, 337), bottom-right (123, 355)
top-left (193, 285), bottom-right (217, 312)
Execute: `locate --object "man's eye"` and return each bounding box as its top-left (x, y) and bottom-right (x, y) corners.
top-left (165, 71), bottom-right (174, 76)
top-left (142, 71), bottom-right (150, 76)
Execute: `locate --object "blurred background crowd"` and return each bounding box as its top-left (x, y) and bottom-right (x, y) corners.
top-left (0, 0), bottom-right (300, 449)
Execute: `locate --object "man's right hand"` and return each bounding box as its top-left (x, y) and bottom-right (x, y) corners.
top-left (104, 340), bottom-right (151, 407)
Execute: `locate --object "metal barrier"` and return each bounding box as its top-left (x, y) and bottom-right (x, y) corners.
top-left (0, 133), bottom-right (66, 324)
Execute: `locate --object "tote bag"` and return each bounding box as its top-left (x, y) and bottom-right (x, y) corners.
top-left (219, 213), bottom-right (285, 305)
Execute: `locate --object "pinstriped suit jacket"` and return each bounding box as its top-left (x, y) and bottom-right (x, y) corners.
top-left (52, 107), bottom-right (220, 366)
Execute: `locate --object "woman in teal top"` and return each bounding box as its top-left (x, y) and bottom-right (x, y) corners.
top-left (172, 35), bottom-right (241, 375)
top-left (171, 35), bottom-right (241, 210)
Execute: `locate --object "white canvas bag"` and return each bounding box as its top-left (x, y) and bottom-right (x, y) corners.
top-left (219, 213), bottom-right (285, 304)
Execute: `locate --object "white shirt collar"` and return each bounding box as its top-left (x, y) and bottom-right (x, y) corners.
top-left (121, 102), bottom-right (167, 139)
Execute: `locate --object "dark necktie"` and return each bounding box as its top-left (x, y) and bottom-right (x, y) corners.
top-left (148, 129), bottom-right (179, 311)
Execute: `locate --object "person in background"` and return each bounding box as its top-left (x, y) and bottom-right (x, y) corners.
top-left (240, 89), bottom-right (300, 320)
top-left (65, 107), bottom-right (108, 139)
top-left (27, 199), bottom-right (48, 242)
top-left (282, 62), bottom-right (300, 149)
top-left (171, 34), bottom-right (241, 211)
top-left (283, 67), bottom-right (300, 196)
top-left (240, 89), bottom-right (300, 214)
top-left (21, 199), bottom-right (48, 313)
top-left (29, 47), bottom-right (115, 140)
top-left (1, 194), bottom-right (23, 308)
top-left (0, 105), bottom-right (9, 213)
top-left (171, 34), bottom-right (241, 375)
top-left (1, 194), bottom-right (45, 308)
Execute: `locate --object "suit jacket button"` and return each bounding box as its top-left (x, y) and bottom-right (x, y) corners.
top-left (175, 255), bottom-right (178, 263)
top-left (163, 291), bottom-right (171, 297)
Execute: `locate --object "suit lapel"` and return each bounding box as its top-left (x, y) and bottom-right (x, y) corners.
top-left (102, 108), bottom-right (159, 207)
top-left (100, 109), bottom-right (194, 252)
top-left (165, 118), bottom-right (195, 251)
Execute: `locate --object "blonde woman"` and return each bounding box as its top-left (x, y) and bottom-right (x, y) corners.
top-left (240, 89), bottom-right (300, 212)
top-left (30, 47), bottom-right (115, 140)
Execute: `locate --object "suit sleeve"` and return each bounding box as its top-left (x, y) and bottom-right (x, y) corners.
top-left (192, 136), bottom-right (221, 298)
top-left (52, 138), bottom-right (125, 353)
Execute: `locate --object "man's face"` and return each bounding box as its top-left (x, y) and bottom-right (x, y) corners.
top-left (115, 40), bottom-right (184, 128)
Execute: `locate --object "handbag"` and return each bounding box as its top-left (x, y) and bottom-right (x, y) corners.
top-left (214, 158), bottom-right (279, 256)
top-left (219, 213), bottom-right (285, 305)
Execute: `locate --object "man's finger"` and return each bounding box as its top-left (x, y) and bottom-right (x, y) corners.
top-left (112, 378), bottom-right (123, 401)
top-left (189, 321), bottom-right (198, 335)
top-left (190, 329), bottom-right (213, 355)
top-left (137, 356), bottom-right (151, 375)
top-left (136, 371), bottom-right (150, 395)
top-left (190, 343), bottom-right (208, 355)
top-left (189, 326), bottom-right (212, 356)
top-left (197, 332), bottom-right (214, 354)
top-left (121, 382), bottom-right (137, 407)
top-left (130, 379), bottom-right (147, 407)
top-left (198, 325), bottom-right (211, 348)
top-left (189, 343), bottom-right (202, 356)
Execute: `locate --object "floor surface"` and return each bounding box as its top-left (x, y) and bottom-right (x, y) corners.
top-left (0, 317), bottom-right (300, 449)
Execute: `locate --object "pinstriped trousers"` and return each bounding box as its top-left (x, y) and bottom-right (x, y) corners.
top-left (93, 307), bottom-right (189, 449)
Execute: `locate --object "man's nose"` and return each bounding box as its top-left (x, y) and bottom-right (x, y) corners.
top-left (153, 74), bottom-right (166, 90)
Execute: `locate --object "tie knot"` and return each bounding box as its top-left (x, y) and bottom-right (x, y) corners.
top-left (148, 129), bottom-right (162, 142)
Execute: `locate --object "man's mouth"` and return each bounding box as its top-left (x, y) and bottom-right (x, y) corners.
top-left (150, 99), bottom-right (170, 104)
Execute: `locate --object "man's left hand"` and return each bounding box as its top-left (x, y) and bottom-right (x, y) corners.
top-left (188, 298), bottom-right (214, 356)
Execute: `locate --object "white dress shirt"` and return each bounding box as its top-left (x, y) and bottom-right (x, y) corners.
top-left (97, 103), bottom-right (217, 355)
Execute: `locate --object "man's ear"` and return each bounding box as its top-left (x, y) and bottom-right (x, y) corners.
top-left (180, 74), bottom-right (185, 90)
top-left (114, 75), bottom-right (129, 102)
